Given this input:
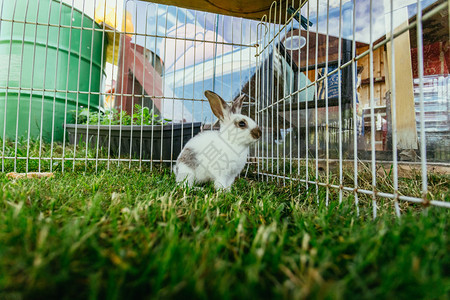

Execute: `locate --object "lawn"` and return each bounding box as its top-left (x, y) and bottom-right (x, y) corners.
top-left (0, 165), bottom-right (449, 299)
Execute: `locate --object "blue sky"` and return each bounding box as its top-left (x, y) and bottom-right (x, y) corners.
top-left (126, 0), bottom-right (440, 59)
top-left (119, 0), bottom-right (443, 121)
top-left (301, 0), bottom-right (439, 43)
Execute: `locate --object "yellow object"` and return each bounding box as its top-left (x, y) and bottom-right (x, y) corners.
top-left (94, 1), bottom-right (134, 65)
top-left (104, 93), bottom-right (115, 110)
top-left (94, 2), bottom-right (134, 34)
top-left (122, 12), bottom-right (134, 34)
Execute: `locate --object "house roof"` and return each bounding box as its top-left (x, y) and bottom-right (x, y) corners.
top-left (408, 0), bottom-right (449, 48)
top-left (281, 29), bottom-right (369, 69)
top-left (374, 0), bottom-right (448, 47)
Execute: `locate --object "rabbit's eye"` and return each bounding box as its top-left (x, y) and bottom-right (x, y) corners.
top-left (238, 120), bottom-right (246, 128)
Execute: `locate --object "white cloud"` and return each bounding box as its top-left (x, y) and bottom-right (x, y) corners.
top-left (300, 0), bottom-right (386, 43)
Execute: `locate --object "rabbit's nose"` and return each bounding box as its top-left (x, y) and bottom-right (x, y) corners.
top-left (251, 127), bottom-right (262, 139)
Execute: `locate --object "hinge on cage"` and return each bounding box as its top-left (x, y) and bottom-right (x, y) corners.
top-left (422, 191), bottom-right (431, 208)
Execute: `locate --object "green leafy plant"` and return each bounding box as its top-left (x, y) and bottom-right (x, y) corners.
top-left (73, 104), bottom-right (170, 126)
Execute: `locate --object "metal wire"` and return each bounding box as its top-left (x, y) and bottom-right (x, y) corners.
top-left (0, 0), bottom-right (448, 214)
top-left (254, 0), bottom-right (450, 214)
top-left (351, 0), bottom-right (359, 216)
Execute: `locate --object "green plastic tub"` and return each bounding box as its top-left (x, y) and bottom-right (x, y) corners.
top-left (0, 0), bottom-right (106, 142)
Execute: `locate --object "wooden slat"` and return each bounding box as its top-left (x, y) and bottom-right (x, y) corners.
top-left (357, 46), bottom-right (387, 108)
top-left (141, 0), bottom-right (302, 21)
top-left (385, 20), bottom-right (418, 150)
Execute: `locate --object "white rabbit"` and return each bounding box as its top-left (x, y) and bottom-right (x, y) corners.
top-left (174, 90), bottom-right (261, 190)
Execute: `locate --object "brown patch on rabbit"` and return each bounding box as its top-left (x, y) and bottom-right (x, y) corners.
top-left (234, 119), bottom-right (248, 129)
top-left (205, 90), bottom-right (228, 121)
top-left (250, 127), bottom-right (262, 139)
top-left (231, 94), bottom-right (245, 114)
top-left (178, 147), bottom-right (199, 169)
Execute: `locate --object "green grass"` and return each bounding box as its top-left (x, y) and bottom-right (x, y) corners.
top-left (0, 167), bottom-right (449, 299)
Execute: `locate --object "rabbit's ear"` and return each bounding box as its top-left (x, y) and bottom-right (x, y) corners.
top-left (230, 94), bottom-right (245, 114)
top-left (205, 90), bottom-right (230, 121)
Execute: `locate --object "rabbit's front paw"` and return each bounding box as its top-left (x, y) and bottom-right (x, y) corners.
top-left (214, 177), bottom-right (233, 191)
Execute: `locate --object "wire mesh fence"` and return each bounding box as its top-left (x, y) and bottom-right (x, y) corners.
top-left (0, 0), bottom-right (260, 172)
top-left (254, 0), bottom-right (450, 216)
top-left (0, 0), bottom-right (449, 216)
